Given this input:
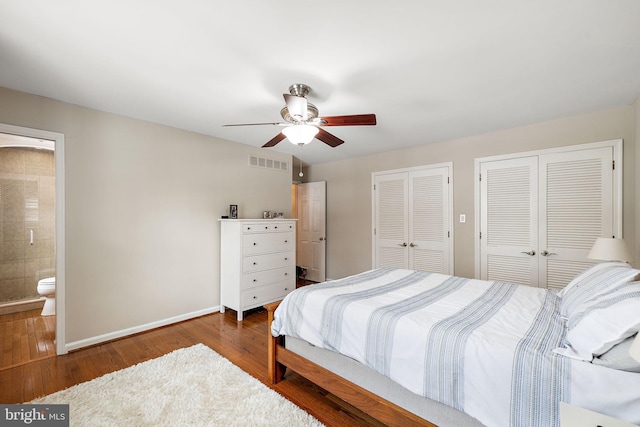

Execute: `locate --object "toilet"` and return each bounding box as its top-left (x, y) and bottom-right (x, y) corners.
top-left (37, 277), bottom-right (56, 316)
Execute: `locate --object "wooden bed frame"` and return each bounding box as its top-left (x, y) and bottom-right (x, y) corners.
top-left (265, 302), bottom-right (436, 427)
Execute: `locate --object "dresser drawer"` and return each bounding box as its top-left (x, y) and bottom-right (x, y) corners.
top-left (270, 222), bottom-right (295, 232)
top-left (243, 232), bottom-right (294, 255)
top-left (242, 223), bottom-right (272, 233)
top-left (241, 282), bottom-right (295, 307)
top-left (242, 267), bottom-right (294, 290)
top-left (242, 221), bottom-right (295, 234)
top-left (243, 252), bottom-right (294, 273)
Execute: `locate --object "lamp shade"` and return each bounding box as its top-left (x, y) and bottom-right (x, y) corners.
top-left (587, 237), bottom-right (632, 262)
top-left (630, 334), bottom-right (640, 363)
top-left (282, 125), bottom-right (319, 146)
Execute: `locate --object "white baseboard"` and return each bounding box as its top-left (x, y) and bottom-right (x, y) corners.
top-left (65, 306), bottom-right (220, 352)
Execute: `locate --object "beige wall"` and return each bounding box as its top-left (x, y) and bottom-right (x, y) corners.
top-left (0, 86), bottom-right (292, 347)
top-left (308, 106), bottom-right (637, 280)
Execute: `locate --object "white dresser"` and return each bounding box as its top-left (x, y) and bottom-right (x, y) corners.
top-left (219, 219), bottom-right (296, 320)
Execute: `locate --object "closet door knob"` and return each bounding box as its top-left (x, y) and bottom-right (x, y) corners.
top-left (541, 250), bottom-right (557, 256)
top-left (520, 250), bottom-right (536, 256)
top-left (399, 242), bottom-right (408, 247)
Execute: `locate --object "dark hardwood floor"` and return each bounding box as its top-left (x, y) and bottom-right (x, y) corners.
top-left (0, 307), bottom-right (384, 427)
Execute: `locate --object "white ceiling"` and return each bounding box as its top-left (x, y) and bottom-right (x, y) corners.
top-left (1, 1), bottom-right (639, 165)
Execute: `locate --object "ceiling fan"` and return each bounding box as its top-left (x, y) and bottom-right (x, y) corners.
top-left (222, 84), bottom-right (376, 148)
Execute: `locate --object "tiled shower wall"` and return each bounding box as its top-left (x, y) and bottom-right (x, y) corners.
top-left (0, 147), bottom-right (55, 303)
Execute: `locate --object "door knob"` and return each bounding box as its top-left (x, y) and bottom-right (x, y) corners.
top-left (409, 243), bottom-right (417, 247)
top-left (541, 250), bottom-right (557, 256)
top-left (399, 242), bottom-right (408, 247)
top-left (319, 237), bottom-right (325, 241)
top-left (520, 250), bottom-right (536, 256)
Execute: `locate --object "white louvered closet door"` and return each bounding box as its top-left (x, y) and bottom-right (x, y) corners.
top-left (539, 147), bottom-right (614, 290)
top-left (480, 157), bottom-right (539, 286)
top-left (480, 144), bottom-right (617, 289)
top-left (374, 172), bottom-right (409, 269)
top-left (373, 165), bottom-right (452, 273)
top-left (410, 168), bottom-right (451, 273)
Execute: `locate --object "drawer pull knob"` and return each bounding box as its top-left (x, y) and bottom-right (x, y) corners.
top-left (253, 242), bottom-right (257, 246)
top-left (284, 273), bottom-right (288, 276)
top-left (284, 257), bottom-right (288, 261)
top-left (284, 287), bottom-right (289, 291)
top-left (275, 226), bottom-right (278, 229)
top-left (247, 227), bottom-right (251, 230)
top-left (253, 296), bottom-right (257, 299)
top-left (284, 240), bottom-right (288, 243)
top-left (253, 262), bottom-right (257, 265)
top-left (253, 279), bottom-right (257, 282)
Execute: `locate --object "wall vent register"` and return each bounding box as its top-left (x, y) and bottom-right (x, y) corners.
top-left (248, 155), bottom-right (290, 172)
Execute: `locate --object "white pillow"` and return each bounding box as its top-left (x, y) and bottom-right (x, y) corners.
top-left (559, 262), bottom-right (639, 318)
top-left (592, 334), bottom-right (640, 372)
top-left (554, 281), bottom-right (640, 361)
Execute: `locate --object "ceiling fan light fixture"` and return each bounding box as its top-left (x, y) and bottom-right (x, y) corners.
top-left (224, 83), bottom-right (376, 149)
top-left (282, 124), bottom-right (319, 146)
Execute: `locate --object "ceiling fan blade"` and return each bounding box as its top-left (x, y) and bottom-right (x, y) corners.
top-left (316, 127), bottom-right (344, 147)
top-left (262, 132), bottom-right (286, 148)
top-left (283, 94), bottom-right (308, 121)
top-left (319, 114), bottom-right (377, 126)
top-left (222, 122), bottom-right (287, 127)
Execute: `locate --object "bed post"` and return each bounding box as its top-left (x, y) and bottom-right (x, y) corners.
top-left (264, 301), bottom-right (285, 384)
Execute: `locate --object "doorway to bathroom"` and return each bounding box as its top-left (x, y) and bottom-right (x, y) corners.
top-left (0, 123), bottom-right (65, 360)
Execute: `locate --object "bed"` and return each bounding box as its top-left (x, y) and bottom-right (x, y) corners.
top-left (267, 265), bottom-right (640, 427)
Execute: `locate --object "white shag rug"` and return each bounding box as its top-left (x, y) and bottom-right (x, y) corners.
top-left (31, 344), bottom-right (324, 427)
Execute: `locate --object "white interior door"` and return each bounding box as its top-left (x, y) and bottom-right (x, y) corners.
top-left (373, 164), bottom-right (452, 273)
top-left (480, 156), bottom-right (539, 286)
top-left (374, 172), bottom-right (409, 269)
top-left (539, 147), bottom-right (614, 290)
top-left (297, 181), bottom-right (326, 282)
top-left (409, 167), bottom-right (452, 274)
top-left (478, 141), bottom-right (620, 289)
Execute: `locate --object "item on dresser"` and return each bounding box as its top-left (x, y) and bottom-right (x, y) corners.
top-left (219, 219), bottom-right (296, 320)
top-left (230, 205), bottom-right (238, 219)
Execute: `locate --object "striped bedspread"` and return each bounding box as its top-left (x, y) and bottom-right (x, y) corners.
top-left (271, 268), bottom-right (570, 427)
